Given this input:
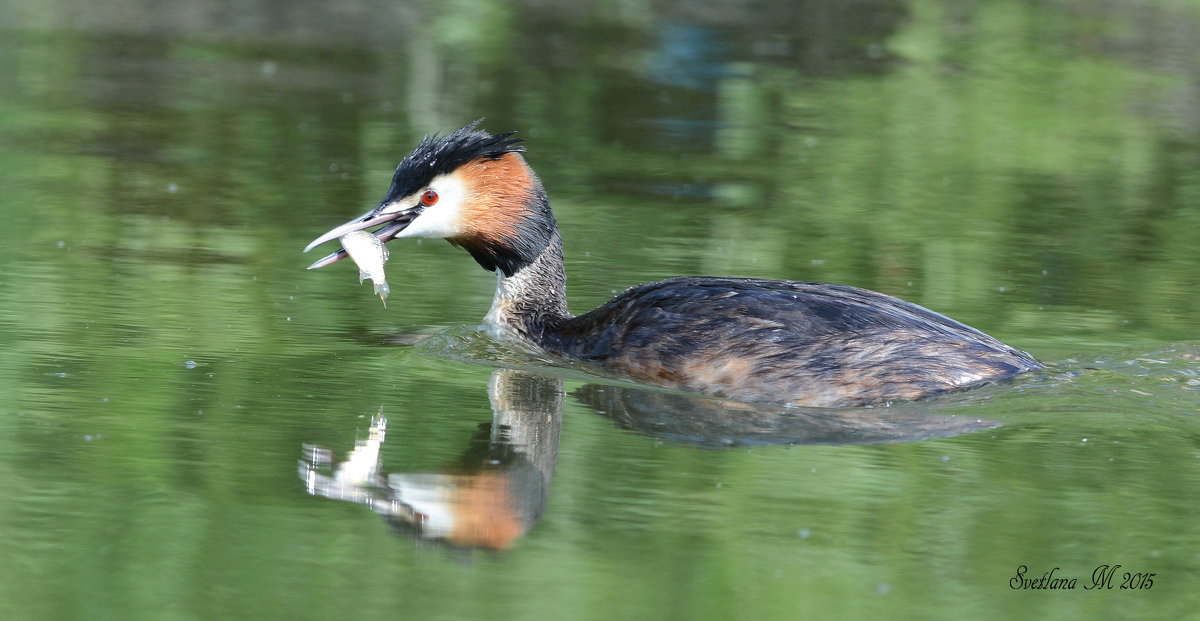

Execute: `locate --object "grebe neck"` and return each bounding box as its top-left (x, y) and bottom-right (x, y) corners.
top-left (484, 230), bottom-right (570, 341)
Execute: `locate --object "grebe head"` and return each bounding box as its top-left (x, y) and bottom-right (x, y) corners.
top-left (304, 120), bottom-right (556, 277)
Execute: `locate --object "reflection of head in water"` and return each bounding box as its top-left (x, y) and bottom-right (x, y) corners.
top-left (299, 369), bottom-right (563, 551)
top-left (380, 421), bottom-right (550, 550)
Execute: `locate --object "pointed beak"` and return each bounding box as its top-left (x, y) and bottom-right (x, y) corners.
top-left (302, 203), bottom-right (419, 270)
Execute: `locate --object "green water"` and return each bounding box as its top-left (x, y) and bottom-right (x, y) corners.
top-left (2, 1), bottom-right (1199, 619)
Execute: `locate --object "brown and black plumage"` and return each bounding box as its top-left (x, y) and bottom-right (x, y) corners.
top-left (548, 278), bottom-right (1039, 407)
top-left (305, 121), bottom-right (1041, 407)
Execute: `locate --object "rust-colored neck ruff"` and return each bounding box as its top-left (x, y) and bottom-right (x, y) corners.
top-left (449, 153), bottom-right (556, 278)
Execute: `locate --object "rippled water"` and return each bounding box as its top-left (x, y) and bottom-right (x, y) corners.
top-left (2, 1), bottom-right (1200, 620)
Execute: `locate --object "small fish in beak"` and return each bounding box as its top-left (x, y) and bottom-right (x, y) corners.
top-left (339, 230), bottom-right (391, 306)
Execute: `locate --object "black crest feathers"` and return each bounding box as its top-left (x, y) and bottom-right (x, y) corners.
top-left (383, 119), bottom-right (526, 203)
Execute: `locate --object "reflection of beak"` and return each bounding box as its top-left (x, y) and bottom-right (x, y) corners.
top-left (302, 203), bottom-right (420, 270)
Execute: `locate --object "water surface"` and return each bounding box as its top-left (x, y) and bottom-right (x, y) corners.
top-left (2, 1), bottom-right (1199, 620)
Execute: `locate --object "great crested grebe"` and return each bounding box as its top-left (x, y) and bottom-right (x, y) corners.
top-left (305, 121), bottom-right (1042, 407)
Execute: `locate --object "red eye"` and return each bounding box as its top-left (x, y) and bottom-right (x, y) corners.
top-left (420, 190), bottom-right (439, 206)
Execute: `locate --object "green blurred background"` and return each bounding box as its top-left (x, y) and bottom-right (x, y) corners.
top-left (1, 1), bottom-right (1198, 619)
